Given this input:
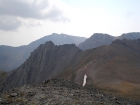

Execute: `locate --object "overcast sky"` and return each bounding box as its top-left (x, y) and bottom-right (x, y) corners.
top-left (0, 0), bottom-right (140, 46)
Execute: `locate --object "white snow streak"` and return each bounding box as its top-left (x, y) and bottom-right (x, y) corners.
top-left (82, 74), bottom-right (87, 87)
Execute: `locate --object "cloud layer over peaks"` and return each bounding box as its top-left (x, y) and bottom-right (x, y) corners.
top-left (0, 0), bottom-right (68, 31)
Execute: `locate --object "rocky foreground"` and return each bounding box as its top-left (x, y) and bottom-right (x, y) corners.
top-left (0, 79), bottom-right (140, 105)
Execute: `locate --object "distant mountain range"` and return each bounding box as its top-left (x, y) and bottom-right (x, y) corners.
top-left (0, 33), bottom-right (86, 71)
top-left (1, 32), bottom-right (140, 72)
top-left (78, 32), bottom-right (140, 50)
top-left (1, 38), bottom-right (140, 96)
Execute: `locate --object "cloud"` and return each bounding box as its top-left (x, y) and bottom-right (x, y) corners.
top-left (0, 0), bottom-right (69, 31)
top-left (0, 16), bottom-right (22, 31)
top-left (22, 19), bottom-right (42, 27)
top-left (46, 6), bottom-right (70, 22)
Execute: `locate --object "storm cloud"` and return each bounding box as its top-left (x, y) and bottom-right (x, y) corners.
top-left (0, 0), bottom-right (69, 31)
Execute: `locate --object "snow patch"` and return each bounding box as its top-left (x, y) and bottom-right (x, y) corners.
top-left (82, 74), bottom-right (87, 87)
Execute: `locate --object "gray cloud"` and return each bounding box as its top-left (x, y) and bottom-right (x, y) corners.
top-left (0, 0), bottom-right (67, 20)
top-left (0, 0), bottom-right (69, 31)
top-left (0, 0), bottom-right (48, 19)
top-left (0, 16), bottom-right (22, 31)
top-left (47, 6), bottom-right (70, 22)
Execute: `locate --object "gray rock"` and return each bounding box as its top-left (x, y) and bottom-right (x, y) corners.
top-left (10, 93), bottom-right (18, 97)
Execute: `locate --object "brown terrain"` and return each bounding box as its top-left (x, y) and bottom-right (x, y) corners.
top-left (74, 39), bottom-right (140, 99)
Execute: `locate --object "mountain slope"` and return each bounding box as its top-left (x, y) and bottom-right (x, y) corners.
top-left (1, 39), bottom-right (140, 97)
top-left (0, 33), bottom-right (86, 71)
top-left (2, 41), bottom-right (82, 90)
top-left (78, 32), bottom-right (140, 50)
top-left (74, 39), bottom-right (140, 96)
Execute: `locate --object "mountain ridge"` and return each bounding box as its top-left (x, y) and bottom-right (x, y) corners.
top-left (78, 32), bottom-right (140, 50)
top-left (1, 41), bottom-right (82, 90)
top-left (0, 33), bottom-right (86, 71)
top-left (1, 39), bottom-right (140, 98)
top-left (1, 32), bottom-right (140, 71)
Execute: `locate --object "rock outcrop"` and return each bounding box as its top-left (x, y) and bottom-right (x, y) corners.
top-left (1, 79), bottom-right (139, 105)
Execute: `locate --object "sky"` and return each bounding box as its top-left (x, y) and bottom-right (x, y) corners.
top-left (0, 0), bottom-right (140, 46)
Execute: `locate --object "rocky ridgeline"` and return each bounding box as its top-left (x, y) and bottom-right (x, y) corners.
top-left (0, 79), bottom-right (139, 105)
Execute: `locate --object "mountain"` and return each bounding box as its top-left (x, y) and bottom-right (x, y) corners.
top-left (119, 32), bottom-right (140, 39)
top-left (1, 41), bottom-right (82, 90)
top-left (1, 39), bottom-right (140, 98)
top-left (0, 33), bottom-right (86, 71)
top-left (1, 32), bottom-right (140, 71)
top-left (78, 32), bottom-right (140, 50)
top-left (78, 33), bottom-right (115, 50)
top-left (73, 39), bottom-right (140, 98)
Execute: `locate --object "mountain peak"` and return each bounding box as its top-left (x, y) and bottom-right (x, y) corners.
top-left (44, 41), bottom-right (55, 46)
top-left (51, 33), bottom-right (59, 35)
top-left (93, 33), bottom-right (111, 36)
top-left (119, 32), bottom-right (140, 40)
top-left (78, 33), bottom-right (115, 50)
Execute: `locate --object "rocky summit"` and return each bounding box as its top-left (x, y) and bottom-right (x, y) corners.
top-left (0, 79), bottom-right (139, 105)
